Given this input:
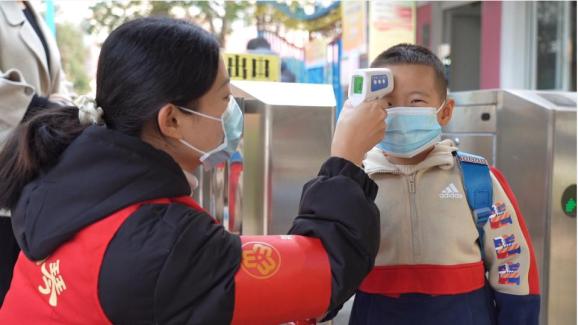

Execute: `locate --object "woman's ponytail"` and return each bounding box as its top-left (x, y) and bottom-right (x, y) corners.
top-left (0, 106), bottom-right (88, 209)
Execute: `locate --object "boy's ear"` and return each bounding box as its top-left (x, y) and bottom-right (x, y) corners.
top-left (437, 98), bottom-right (455, 126)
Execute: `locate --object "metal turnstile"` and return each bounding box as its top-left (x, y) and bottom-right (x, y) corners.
top-left (194, 81), bottom-right (336, 237)
top-left (444, 89), bottom-right (577, 325)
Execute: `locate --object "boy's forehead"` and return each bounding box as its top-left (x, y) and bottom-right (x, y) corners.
top-left (384, 64), bottom-right (438, 96)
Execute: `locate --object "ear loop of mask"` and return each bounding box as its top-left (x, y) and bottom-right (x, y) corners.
top-left (175, 105), bottom-right (223, 157)
top-left (177, 105), bottom-right (222, 122)
top-left (179, 138), bottom-right (208, 156)
top-left (436, 100), bottom-right (447, 114)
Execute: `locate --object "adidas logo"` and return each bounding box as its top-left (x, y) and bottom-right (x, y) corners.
top-left (439, 183), bottom-right (464, 199)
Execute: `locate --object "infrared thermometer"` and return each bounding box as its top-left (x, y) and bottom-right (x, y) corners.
top-left (348, 68), bottom-right (394, 107)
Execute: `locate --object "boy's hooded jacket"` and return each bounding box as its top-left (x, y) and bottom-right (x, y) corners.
top-left (352, 140), bottom-right (540, 325)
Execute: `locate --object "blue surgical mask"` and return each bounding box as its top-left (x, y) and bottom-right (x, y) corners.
top-left (378, 101), bottom-right (445, 158)
top-left (177, 96), bottom-right (243, 169)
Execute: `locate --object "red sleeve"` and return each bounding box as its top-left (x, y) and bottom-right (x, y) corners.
top-left (490, 166), bottom-right (540, 294)
top-left (231, 235), bottom-right (331, 324)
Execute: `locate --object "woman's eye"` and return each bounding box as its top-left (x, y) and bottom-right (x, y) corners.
top-left (411, 99), bottom-right (425, 104)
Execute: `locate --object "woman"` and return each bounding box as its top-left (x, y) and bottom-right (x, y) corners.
top-left (0, 17), bottom-right (387, 324)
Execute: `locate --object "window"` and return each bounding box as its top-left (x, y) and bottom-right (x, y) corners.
top-left (535, 1), bottom-right (576, 90)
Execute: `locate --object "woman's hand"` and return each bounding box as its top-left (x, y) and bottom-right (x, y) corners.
top-left (331, 99), bottom-right (387, 166)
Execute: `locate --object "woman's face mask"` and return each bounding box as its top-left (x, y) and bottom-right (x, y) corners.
top-left (377, 101), bottom-right (445, 158)
top-left (177, 96), bottom-right (243, 169)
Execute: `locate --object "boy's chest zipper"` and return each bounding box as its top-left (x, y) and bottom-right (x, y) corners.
top-left (408, 173), bottom-right (420, 260)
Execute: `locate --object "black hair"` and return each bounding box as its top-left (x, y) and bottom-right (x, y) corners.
top-left (97, 17), bottom-right (221, 135)
top-left (370, 43), bottom-right (447, 98)
top-left (246, 37), bottom-right (271, 51)
top-left (0, 17), bottom-right (221, 209)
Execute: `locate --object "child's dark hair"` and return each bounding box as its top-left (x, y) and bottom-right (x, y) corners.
top-left (0, 17), bottom-right (221, 209)
top-left (371, 43), bottom-right (447, 98)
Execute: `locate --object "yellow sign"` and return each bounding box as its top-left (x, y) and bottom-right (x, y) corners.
top-left (369, 1), bottom-right (416, 62)
top-left (224, 53), bottom-right (281, 82)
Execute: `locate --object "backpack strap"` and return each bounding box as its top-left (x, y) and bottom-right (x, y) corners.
top-left (453, 151), bottom-right (493, 263)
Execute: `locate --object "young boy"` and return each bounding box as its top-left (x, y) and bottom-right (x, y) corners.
top-left (350, 44), bottom-right (541, 325)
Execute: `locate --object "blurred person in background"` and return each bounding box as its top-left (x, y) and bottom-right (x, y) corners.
top-left (0, 0), bottom-right (71, 306)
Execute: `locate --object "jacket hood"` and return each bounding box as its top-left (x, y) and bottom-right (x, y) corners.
top-left (11, 125), bottom-right (191, 261)
top-left (364, 139), bottom-right (458, 176)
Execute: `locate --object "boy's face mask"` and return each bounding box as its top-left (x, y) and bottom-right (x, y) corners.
top-left (378, 101), bottom-right (445, 158)
top-left (177, 96), bottom-right (243, 169)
